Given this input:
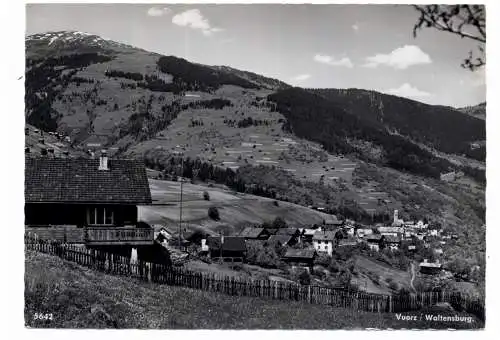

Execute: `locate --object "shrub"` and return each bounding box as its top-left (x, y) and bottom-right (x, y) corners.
top-left (272, 217), bottom-right (288, 229)
top-left (246, 241), bottom-right (281, 268)
top-left (203, 191), bottom-right (210, 201)
top-left (298, 270), bottom-right (311, 285)
top-left (208, 207), bottom-right (220, 221)
top-left (389, 281), bottom-right (399, 291)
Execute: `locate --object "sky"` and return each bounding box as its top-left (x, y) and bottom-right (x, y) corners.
top-left (25, 3), bottom-right (486, 107)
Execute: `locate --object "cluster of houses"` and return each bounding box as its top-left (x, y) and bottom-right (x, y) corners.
top-left (154, 210), bottom-right (452, 275)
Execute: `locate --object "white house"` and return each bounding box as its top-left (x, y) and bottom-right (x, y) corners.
top-left (428, 229), bottom-right (439, 237)
top-left (312, 230), bottom-right (337, 256)
top-left (378, 226), bottom-right (402, 237)
top-left (416, 220), bottom-right (428, 229)
top-left (345, 226), bottom-right (355, 237)
top-left (356, 228), bottom-right (373, 238)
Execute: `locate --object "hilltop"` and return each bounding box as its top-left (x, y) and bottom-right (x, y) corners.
top-left (457, 102), bottom-right (486, 121)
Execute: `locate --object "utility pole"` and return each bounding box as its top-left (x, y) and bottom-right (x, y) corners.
top-left (179, 154), bottom-right (184, 250)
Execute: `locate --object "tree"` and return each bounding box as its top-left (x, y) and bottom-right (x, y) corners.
top-left (208, 207), bottom-right (220, 221)
top-left (413, 5), bottom-right (485, 70)
top-left (203, 191), bottom-right (210, 201)
top-left (272, 217), bottom-right (288, 229)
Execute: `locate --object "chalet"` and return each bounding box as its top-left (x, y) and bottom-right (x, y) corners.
top-left (206, 236), bottom-right (246, 262)
top-left (337, 236), bottom-right (358, 248)
top-left (239, 227), bottom-right (270, 240)
top-left (312, 230), bottom-right (337, 256)
top-left (365, 234), bottom-right (385, 251)
top-left (282, 248), bottom-right (316, 271)
top-left (384, 235), bottom-right (401, 250)
top-left (25, 153), bottom-right (154, 246)
top-left (419, 259), bottom-right (442, 275)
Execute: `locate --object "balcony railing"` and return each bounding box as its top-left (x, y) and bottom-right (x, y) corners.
top-left (85, 227), bottom-right (154, 245)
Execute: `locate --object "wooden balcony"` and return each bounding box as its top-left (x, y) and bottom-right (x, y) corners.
top-left (85, 227), bottom-right (155, 246)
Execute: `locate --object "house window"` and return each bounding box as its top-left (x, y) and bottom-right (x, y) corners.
top-left (87, 207), bottom-right (114, 226)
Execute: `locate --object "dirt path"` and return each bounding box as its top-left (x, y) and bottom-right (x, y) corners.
top-left (410, 262), bottom-right (417, 293)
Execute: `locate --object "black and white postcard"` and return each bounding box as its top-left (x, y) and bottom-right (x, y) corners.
top-left (11, 0), bottom-right (494, 333)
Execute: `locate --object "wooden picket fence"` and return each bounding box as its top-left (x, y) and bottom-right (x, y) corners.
top-left (25, 236), bottom-right (485, 320)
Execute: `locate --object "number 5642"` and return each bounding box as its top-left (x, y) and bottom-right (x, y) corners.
top-left (34, 313), bottom-right (53, 320)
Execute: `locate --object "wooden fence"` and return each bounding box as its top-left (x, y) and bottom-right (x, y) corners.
top-left (25, 236), bottom-right (484, 320)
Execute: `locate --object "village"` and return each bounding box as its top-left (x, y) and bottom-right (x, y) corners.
top-left (156, 207), bottom-right (457, 280)
top-left (23, 120), bottom-right (480, 297)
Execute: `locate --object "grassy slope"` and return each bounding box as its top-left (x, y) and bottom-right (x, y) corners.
top-left (139, 178), bottom-right (332, 233)
top-left (25, 251), bottom-right (483, 329)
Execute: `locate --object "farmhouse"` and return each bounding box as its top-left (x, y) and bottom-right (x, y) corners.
top-left (365, 234), bottom-right (385, 251)
top-left (25, 153), bottom-right (153, 246)
top-left (337, 236), bottom-right (358, 248)
top-left (419, 259), bottom-right (442, 275)
top-left (282, 248), bottom-right (316, 271)
top-left (312, 230), bottom-right (337, 256)
top-left (206, 236), bottom-right (246, 262)
top-left (384, 235), bottom-right (401, 250)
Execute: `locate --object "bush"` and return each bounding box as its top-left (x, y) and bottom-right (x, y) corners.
top-left (272, 217), bottom-right (288, 229)
top-left (246, 241), bottom-right (281, 268)
top-left (298, 271), bottom-right (311, 285)
top-left (314, 254), bottom-right (331, 267)
top-left (389, 281), bottom-right (399, 291)
top-left (208, 207), bottom-right (220, 221)
top-left (203, 191), bottom-right (210, 201)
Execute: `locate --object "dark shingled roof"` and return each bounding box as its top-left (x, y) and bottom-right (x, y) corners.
top-left (239, 227), bottom-right (267, 238)
top-left (366, 234), bottom-right (384, 242)
top-left (312, 230), bottom-right (337, 241)
top-left (206, 236), bottom-right (246, 252)
top-left (283, 248), bottom-right (316, 259)
top-left (268, 234), bottom-right (293, 246)
top-left (25, 157), bottom-right (152, 204)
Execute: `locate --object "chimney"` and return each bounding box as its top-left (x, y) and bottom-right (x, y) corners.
top-left (98, 150), bottom-right (109, 170)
